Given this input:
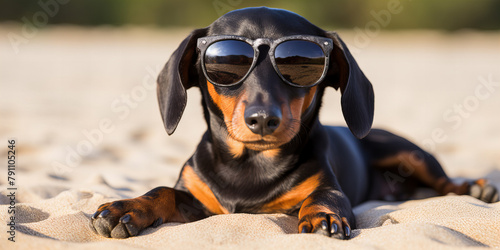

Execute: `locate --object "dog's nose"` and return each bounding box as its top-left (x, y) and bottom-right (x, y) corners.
top-left (244, 106), bottom-right (281, 136)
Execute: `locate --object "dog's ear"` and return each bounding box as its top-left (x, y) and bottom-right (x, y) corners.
top-left (324, 31), bottom-right (374, 139)
top-left (157, 28), bottom-right (207, 135)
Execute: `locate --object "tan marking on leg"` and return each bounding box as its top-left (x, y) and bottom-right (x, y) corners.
top-left (373, 151), bottom-right (435, 187)
top-left (475, 178), bottom-right (487, 187)
top-left (436, 177), bottom-right (469, 195)
top-left (260, 172), bottom-right (322, 213)
top-left (374, 151), bottom-right (473, 196)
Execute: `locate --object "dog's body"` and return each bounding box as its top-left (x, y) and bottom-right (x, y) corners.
top-left (90, 7), bottom-right (498, 239)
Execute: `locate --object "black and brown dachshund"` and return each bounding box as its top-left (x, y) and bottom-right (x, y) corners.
top-left (90, 7), bottom-right (498, 239)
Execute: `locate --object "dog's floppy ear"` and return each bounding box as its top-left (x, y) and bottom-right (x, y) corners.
top-left (324, 31), bottom-right (374, 139)
top-left (157, 28), bottom-right (207, 135)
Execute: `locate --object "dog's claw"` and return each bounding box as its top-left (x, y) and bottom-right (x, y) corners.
top-left (312, 220), bottom-right (330, 236)
top-left (320, 220), bottom-right (328, 230)
top-left (330, 223), bottom-right (338, 235)
top-left (91, 198), bottom-right (166, 238)
top-left (469, 179), bottom-right (499, 203)
top-left (481, 184), bottom-right (498, 202)
top-left (299, 212), bottom-right (352, 239)
top-left (120, 214), bottom-right (131, 224)
top-left (99, 209), bottom-right (110, 218)
top-left (344, 225), bottom-right (351, 239)
top-left (89, 219), bottom-right (98, 233)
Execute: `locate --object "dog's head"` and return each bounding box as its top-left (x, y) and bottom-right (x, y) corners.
top-left (158, 7), bottom-right (374, 155)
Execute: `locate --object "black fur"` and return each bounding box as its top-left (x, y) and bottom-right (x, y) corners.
top-left (90, 7), bottom-right (498, 240)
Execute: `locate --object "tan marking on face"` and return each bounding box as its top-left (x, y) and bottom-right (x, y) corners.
top-left (260, 172), bottom-right (322, 213)
top-left (230, 93), bottom-right (304, 150)
top-left (207, 81), bottom-right (250, 156)
top-left (261, 148), bottom-right (281, 158)
top-left (240, 99), bottom-right (302, 149)
top-left (182, 165), bottom-right (229, 215)
top-left (207, 81), bottom-right (238, 123)
top-left (301, 86), bottom-right (318, 114)
top-left (227, 94), bottom-right (264, 143)
top-left (207, 81), bottom-right (316, 153)
top-left (226, 135), bottom-right (246, 158)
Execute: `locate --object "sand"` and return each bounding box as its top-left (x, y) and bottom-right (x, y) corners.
top-left (1, 25), bottom-right (499, 249)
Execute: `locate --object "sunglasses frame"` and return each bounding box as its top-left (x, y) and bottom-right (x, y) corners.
top-left (197, 35), bottom-right (333, 88)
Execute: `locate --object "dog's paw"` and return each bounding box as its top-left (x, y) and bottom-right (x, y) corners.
top-left (90, 199), bottom-right (163, 238)
top-left (469, 179), bottom-right (499, 203)
top-left (298, 211), bottom-right (351, 239)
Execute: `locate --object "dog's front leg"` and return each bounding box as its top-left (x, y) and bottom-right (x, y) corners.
top-left (298, 189), bottom-right (355, 239)
top-left (90, 186), bottom-right (207, 238)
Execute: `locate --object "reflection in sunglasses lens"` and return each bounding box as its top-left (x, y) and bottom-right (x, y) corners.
top-left (205, 40), bottom-right (254, 85)
top-left (275, 40), bottom-right (325, 86)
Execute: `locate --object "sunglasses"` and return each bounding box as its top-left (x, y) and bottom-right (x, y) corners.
top-left (197, 35), bottom-right (333, 88)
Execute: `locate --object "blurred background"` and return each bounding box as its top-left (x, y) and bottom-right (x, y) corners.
top-left (0, 0), bottom-right (499, 200)
top-left (2, 0), bottom-right (500, 30)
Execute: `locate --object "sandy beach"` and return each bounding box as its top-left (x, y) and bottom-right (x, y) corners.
top-left (1, 25), bottom-right (499, 249)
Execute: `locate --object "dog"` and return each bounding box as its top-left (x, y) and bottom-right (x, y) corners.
top-left (90, 7), bottom-right (498, 239)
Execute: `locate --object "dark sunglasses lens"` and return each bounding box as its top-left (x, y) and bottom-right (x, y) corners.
top-left (275, 40), bottom-right (326, 86)
top-left (204, 40), bottom-right (254, 85)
